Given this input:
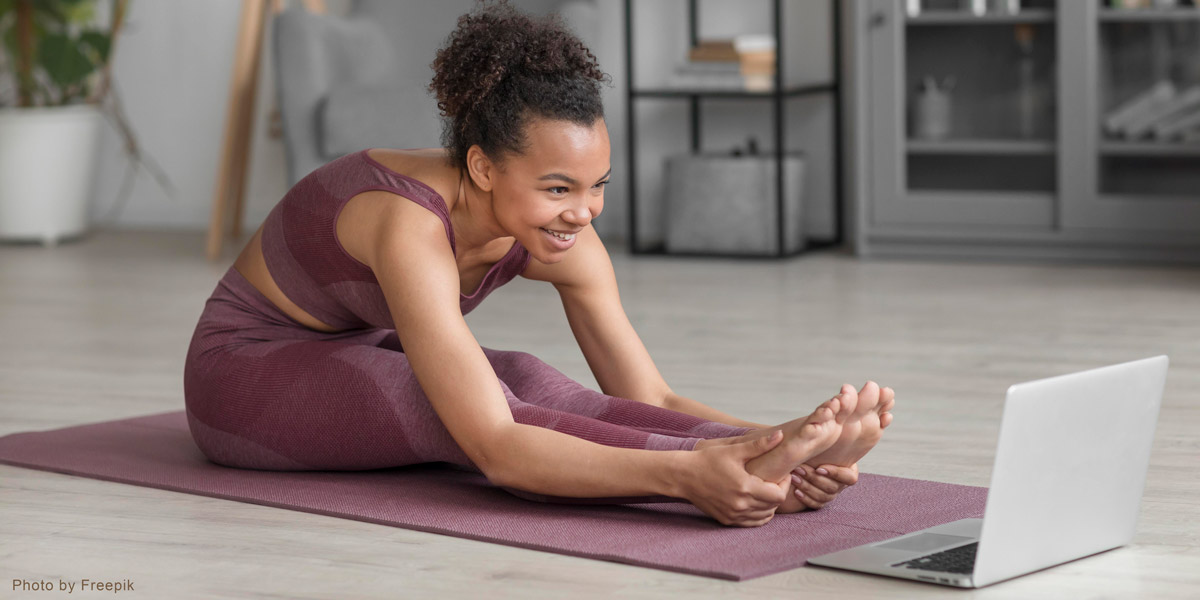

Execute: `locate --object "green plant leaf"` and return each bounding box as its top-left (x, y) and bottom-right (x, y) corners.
top-left (61, 0), bottom-right (95, 25)
top-left (38, 32), bottom-right (95, 100)
top-left (31, 2), bottom-right (69, 28)
top-left (79, 29), bottom-right (110, 64)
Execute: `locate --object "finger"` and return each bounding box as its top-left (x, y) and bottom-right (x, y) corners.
top-left (750, 479), bottom-right (788, 506)
top-left (746, 494), bottom-right (782, 511)
top-left (815, 464), bottom-right (860, 486)
top-left (796, 477), bottom-right (835, 504)
top-left (741, 515), bottom-right (774, 528)
top-left (744, 429), bottom-right (783, 458)
top-left (792, 460), bottom-right (840, 494)
top-left (802, 473), bottom-right (843, 495)
top-left (793, 486), bottom-right (827, 510)
top-left (730, 506), bottom-right (776, 527)
top-left (745, 507), bottom-right (777, 522)
top-left (791, 472), bottom-right (835, 503)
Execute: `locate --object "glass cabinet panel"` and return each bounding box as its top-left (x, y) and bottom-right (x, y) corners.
top-left (1097, 0), bottom-right (1200, 199)
top-left (903, 0), bottom-right (1058, 194)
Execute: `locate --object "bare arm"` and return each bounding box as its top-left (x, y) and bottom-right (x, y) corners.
top-left (522, 225), bottom-right (769, 430)
top-left (370, 200), bottom-right (685, 498)
top-left (662, 392), bottom-right (771, 430)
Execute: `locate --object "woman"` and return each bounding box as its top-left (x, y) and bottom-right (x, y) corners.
top-left (183, 1), bottom-right (894, 527)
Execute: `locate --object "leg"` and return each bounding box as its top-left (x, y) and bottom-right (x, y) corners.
top-left (183, 281), bottom-right (706, 504)
top-left (481, 348), bottom-right (755, 441)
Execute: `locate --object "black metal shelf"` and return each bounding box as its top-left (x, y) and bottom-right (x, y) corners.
top-left (631, 82), bottom-right (838, 99)
top-left (624, 0), bottom-right (844, 258)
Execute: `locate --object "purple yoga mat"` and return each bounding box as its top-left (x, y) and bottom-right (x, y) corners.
top-left (0, 411), bottom-right (987, 580)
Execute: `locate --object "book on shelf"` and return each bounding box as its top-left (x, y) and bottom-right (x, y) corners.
top-left (1103, 81), bottom-right (1175, 136)
top-left (673, 35), bottom-right (776, 92)
top-left (1153, 106), bottom-right (1200, 141)
top-left (688, 40), bottom-right (739, 63)
top-left (1121, 86), bottom-right (1200, 139)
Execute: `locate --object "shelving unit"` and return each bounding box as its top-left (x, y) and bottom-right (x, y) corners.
top-left (906, 9), bottom-right (1055, 25)
top-left (852, 0), bottom-right (1200, 262)
top-left (623, 0), bottom-right (843, 257)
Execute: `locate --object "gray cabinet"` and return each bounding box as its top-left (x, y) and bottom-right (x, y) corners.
top-left (848, 0), bottom-right (1200, 262)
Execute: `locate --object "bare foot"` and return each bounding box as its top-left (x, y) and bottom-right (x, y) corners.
top-left (805, 381), bottom-right (894, 468)
top-left (741, 394), bottom-right (847, 485)
top-left (775, 384), bottom-right (895, 513)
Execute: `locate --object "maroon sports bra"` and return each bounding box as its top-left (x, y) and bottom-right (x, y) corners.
top-left (259, 149), bottom-right (532, 331)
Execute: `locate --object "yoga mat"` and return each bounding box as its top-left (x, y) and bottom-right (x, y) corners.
top-left (0, 411), bottom-right (987, 581)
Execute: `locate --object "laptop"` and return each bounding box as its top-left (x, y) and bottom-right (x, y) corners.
top-left (807, 355), bottom-right (1169, 588)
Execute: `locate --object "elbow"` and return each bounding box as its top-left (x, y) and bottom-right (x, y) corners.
top-left (470, 423), bottom-right (518, 488)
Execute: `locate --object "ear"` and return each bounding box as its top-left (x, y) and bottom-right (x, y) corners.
top-left (465, 145), bottom-right (496, 193)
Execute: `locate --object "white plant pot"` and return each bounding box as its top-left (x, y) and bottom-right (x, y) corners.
top-left (0, 104), bottom-right (105, 246)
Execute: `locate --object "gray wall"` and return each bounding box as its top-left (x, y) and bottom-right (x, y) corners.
top-left (87, 0), bottom-right (835, 246)
top-left (86, 0), bottom-right (628, 239)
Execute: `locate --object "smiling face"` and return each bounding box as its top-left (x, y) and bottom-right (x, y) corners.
top-left (484, 117), bottom-right (610, 263)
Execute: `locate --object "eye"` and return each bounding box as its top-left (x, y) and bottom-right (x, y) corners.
top-left (593, 179), bottom-right (610, 189)
top-left (547, 186), bottom-right (569, 195)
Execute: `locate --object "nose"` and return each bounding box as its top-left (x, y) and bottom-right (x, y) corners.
top-left (562, 198), bottom-right (594, 228)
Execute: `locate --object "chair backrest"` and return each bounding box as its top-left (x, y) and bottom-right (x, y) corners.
top-left (272, 4), bottom-right (401, 185)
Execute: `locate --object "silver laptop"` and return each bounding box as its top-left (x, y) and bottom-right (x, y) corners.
top-left (808, 355), bottom-right (1168, 588)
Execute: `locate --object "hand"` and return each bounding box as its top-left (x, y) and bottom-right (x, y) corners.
top-left (789, 462), bottom-right (859, 510)
top-left (679, 430), bottom-right (790, 527)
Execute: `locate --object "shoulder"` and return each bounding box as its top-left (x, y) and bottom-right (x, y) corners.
top-left (365, 195), bottom-right (455, 271)
top-left (520, 224), bottom-right (614, 292)
top-left (337, 188), bottom-right (452, 272)
top-left (363, 147), bottom-right (462, 208)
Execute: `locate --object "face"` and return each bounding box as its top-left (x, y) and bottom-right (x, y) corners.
top-left (476, 117), bottom-right (610, 263)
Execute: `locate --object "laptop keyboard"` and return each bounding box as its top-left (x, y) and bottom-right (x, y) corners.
top-left (893, 542), bottom-right (978, 575)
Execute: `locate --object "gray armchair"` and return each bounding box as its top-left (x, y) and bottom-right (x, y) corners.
top-left (271, 1), bottom-right (453, 186)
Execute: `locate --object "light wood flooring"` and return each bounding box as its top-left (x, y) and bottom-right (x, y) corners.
top-left (1, 229), bottom-right (1198, 599)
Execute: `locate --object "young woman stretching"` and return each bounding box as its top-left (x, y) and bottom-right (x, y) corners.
top-left (183, 1), bottom-right (894, 527)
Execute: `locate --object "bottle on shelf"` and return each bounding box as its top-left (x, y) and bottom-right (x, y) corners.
top-left (1015, 24), bottom-right (1037, 138)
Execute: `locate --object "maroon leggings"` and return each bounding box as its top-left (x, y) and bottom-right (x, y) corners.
top-left (183, 266), bottom-right (754, 504)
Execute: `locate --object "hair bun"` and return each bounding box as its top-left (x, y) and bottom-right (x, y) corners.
top-left (429, 0), bottom-right (610, 169)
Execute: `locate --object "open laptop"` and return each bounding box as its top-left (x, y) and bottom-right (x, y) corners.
top-left (807, 355), bottom-right (1169, 588)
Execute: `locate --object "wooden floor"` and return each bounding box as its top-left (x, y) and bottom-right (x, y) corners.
top-left (1, 229), bottom-right (1197, 599)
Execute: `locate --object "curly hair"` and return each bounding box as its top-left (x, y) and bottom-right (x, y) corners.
top-left (428, 0), bottom-right (611, 170)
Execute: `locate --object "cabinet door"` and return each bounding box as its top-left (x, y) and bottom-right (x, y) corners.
top-left (867, 0), bottom-right (1057, 229)
top-left (1060, 0), bottom-right (1200, 233)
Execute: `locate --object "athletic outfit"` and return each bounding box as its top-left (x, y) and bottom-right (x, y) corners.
top-left (183, 149), bottom-right (753, 503)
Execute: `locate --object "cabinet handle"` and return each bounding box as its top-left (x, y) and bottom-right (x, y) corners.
top-left (869, 10), bottom-right (887, 28)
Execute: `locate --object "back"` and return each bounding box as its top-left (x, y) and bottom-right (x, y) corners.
top-left (260, 149), bottom-right (532, 333)
top-left (973, 355), bottom-right (1169, 587)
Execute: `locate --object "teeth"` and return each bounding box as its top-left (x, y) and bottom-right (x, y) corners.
top-left (542, 228), bottom-right (575, 241)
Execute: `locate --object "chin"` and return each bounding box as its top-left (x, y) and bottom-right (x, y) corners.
top-left (534, 250), bottom-right (568, 264)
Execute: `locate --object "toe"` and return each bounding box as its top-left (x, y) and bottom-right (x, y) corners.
top-left (837, 387), bottom-right (859, 420)
top-left (880, 412), bottom-right (894, 429)
top-left (856, 381), bottom-right (881, 414)
top-left (825, 396), bottom-right (841, 417)
top-left (880, 395), bottom-right (895, 414)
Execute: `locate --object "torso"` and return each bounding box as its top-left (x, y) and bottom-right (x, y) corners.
top-left (232, 148), bottom-right (519, 333)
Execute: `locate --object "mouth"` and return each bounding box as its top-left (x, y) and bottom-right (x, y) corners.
top-left (540, 226), bottom-right (578, 250)
top-left (540, 227), bottom-right (579, 241)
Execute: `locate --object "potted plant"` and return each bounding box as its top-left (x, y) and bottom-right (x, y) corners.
top-left (0, 0), bottom-right (136, 245)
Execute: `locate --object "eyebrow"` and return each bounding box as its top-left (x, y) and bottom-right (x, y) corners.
top-left (538, 168), bottom-right (612, 187)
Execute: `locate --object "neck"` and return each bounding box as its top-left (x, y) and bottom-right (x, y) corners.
top-left (449, 168), bottom-right (506, 259)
